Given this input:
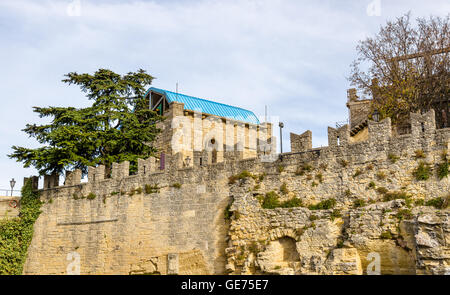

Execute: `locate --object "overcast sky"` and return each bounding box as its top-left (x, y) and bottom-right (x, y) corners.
top-left (0, 0), bottom-right (449, 193)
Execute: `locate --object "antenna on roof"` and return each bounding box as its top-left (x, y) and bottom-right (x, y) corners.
top-left (176, 82), bottom-right (179, 100)
top-left (265, 105), bottom-right (267, 122)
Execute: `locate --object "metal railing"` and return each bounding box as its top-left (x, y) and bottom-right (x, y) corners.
top-left (0, 189), bottom-right (21, 197)
top-left (335, 119), bottom-right (349, 129)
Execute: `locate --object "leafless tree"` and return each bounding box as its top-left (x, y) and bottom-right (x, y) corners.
top-left (349, 13), bottom-right (450, 127)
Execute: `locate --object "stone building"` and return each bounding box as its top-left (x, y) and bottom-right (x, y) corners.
top-left (145, 87), bottom-right (275, 166)
top-left (344, 86), bottom-right (449, 142)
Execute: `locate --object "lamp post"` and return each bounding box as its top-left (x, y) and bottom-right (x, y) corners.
top-left (10, 178), bottom-right (16, 197)
top-left (372, 110), bottom-right (380, 122)
top-left (279, 122), bottom-right (284, 154)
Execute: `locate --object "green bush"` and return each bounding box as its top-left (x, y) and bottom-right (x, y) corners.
top-left (262, 191), bottom-right (281, 209)
top-left (258, 173), bottom-right (266, 182)
top-left (87, 193), bottom-right (96, 200)
top-left (330, 209), bottom-right (342, 221)
top-left (437, 161), bottom-right (449, 180)
top-left (0, 179), bottom-right (42, 274)
top-left (171, 183), bottom-right (182, 189)
top-left (339, 159), bottom-right (349, 167)
top-left (376, 171), bottom-right (386, 180)
top-left (280, 183), bottom-right (289, 195)
top-left (353, 199), bottom-right (366, 208)
top-left (247, 241), bottom-right (259, 256)
top-left (258, 192), bottom-right (303, 209)
top-left (396, 209), bottom-right (413, 220)
top-left (308, 198), bottom-right (337, 210)
top-left (295, 163), bottom-right (313, 176)
top-left (353, 169), bottom-right (363, 178)
top-left (229, 170), bottom-right (257, 184)
top-left (144, 184), bottom-right (159, 194)
top-left (315, 173), bottom-right (324, 183)
top-left (414, 150), bottom-right (426, 159)
top-left (281, 198), bottom-right (303, 208)
top-left (414, 199), bottom-right (425, 206)
top-left (380, 231), bottom-right (393, 240)
top-left (388, 153), bottom-right (400, 163)
top-left (383, 191), bottom-right (412, 208)
top-left (224, 203), bottom-right (232, 220)
top-left (376, 187), bottom-right (388, 194)
top-left (413, 162), bottom-right (432, 181)
top-left (309, 215), bottom-right (319, 221)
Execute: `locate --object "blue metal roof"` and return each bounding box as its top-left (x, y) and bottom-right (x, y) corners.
top-left (148, 87), bottom-right (260, 125)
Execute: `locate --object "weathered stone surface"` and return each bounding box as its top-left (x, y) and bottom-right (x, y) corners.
top-left (325, 248), bottom-right (362, 275)
top-left (20, 108), bottom-right (449, 275)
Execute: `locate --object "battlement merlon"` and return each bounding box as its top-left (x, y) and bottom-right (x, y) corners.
top-left (328, 125), bottom-right (350, 147)
top-left (138, 157), bottom-right (157, 175)
top-left (290, 130), bottom-right (312, 153)
top-left (43, 173), bottom-right (59, 189)
top-left (368, 117), bottom-right (392, 143)
top-left (411, 109), bottom-right (436, 136)
top-left (65, 169), bottom-right (82, 186)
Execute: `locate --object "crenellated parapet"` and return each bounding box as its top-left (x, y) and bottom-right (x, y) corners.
top-left (28, 108), bottom-right (449, 192)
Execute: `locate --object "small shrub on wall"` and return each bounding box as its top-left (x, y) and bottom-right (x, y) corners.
top-left (353, 199), bottom-right (366, 208)
top-left (308, 198), bottom-right (337, 210)
top-left (0, 179), bottom-right (42, 274)
top-left (261, 191), bottom-right (281, 209)
top-left (437, 153), bottom-right (449, 180)
top-left (413, 162), bottom-right (432, 181)
top-left (425, 196), bottom-right (449, 209)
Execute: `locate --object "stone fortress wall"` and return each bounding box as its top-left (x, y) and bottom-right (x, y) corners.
top-left (22, 108), bottom-right (449, 275)
top-left (0, 196), bottom-right (20, 219)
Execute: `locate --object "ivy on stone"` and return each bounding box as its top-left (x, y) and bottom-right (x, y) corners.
top-left (0, 179), bottom-right (42, 274)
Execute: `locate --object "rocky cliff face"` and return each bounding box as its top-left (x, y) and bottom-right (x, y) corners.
top-left (226, 177), bottom-right (449, 275)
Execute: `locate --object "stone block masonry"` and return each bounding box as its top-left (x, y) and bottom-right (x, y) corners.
top-left (22, 110), bottom-right (449, 275)
top-left (0, 196), bottom-right (20, 219)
